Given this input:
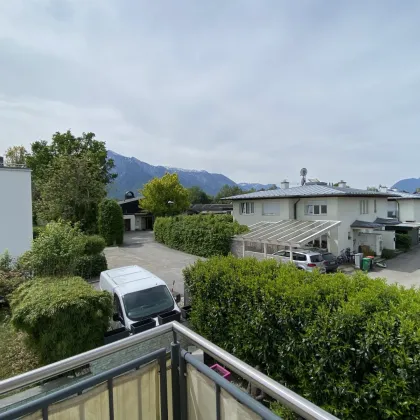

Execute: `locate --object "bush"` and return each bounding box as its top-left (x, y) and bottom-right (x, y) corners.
top-left (83, 235), bottom-right (106, 255)
top-left (0, 271), bottom-right (28, 302)
top-left (0, 250), bottom-right (14, 272)
top-left (382, 248), bottom-right (396, 259)
top-left (184, 255), bottom-right (420, 419)
top-left (32, 226), bottom-right (45, 240)
top-left (98, 199), bottom-right (124, 246)
top-left (11, 277), bottom-right (112, 364)
top-left (74, 253), bottom-right (108, 279)
top-left (396, 233), bottom-right (411, 251)
top-left (27, 221), bottom-right (85, 276)
top-left (154, 214), bottom-right (249, 258)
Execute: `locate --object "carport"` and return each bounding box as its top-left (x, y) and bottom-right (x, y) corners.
top-left (234, 220), bottom-right (341, 260)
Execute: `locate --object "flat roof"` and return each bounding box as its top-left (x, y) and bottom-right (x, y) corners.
top-left (235, 219), bottom-right (341, 247)
top-left (224, 184), bottom-right (400, 200)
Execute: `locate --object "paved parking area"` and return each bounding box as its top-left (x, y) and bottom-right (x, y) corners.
top-left (103, 231), bottom-right (201, 294)
top-left (369, 246), bottom-right (420, 288)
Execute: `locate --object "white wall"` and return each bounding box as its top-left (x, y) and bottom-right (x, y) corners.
top-left (382, 231), bottom-right (396, 250)
top-left (232, 199), bottom-right (292, 226)
top-left (123, 215), bottom-right (135, 231)
top-left (397, 200), bottom-right (415, 222)
top-left (0, 168), bottom-right (32, 257)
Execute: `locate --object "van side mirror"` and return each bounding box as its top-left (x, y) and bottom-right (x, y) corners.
top-left (173, 292), bottom-right (181, 303)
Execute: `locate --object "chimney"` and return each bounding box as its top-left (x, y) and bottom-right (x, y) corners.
top-left (379, 185), bottom-right (388, 193)
top-left (338, 180), bottom-right (346, 188)
top-left (0, 156), bottom-right (3, 167)
top-left (280, 179), bottom-right (289, 189)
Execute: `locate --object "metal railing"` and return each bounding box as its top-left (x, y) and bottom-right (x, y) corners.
top-left (0, 322), bottom-right (338, 420)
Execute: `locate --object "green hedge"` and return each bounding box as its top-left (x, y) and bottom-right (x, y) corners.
top-left (74, 253), bottom-right (108, 279)
top-left (184, 256), bottom-right (420, 419)
top-left (83, 235), bottom-right (106, 255)
top-left (0, 271), bottom-right (28, 302)
top-left (32, 226), bottom-right (45, 240)
top-left (11, 277), bottom-right (112, 363)
top-left (98, 199), bottom-right (124, 246)
top-left (396, 233), bottom-right (411, 251)
top-left (154, 214), bottom-right (248, 258)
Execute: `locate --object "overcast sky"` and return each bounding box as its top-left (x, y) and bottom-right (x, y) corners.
top-left (1, 1), bottom-right (419, 188)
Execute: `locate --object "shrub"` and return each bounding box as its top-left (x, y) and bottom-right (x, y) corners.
top-left (98, 199), bottom-right (124, 246)
top-left (0, 271), bottom-right (28, 302)
top-left (74, 253), bottom-right (108, 279)
top-left (396, 233), bottom-right (411, 251)
top-left (184, 255), bottom-right (420, 419)
top-left (27, 221), bottom-right (85, 276)
top-left (32, 226), bottom-right (45, 240)
top-left (0, 250), bottom-right (14, 272)
top-left (154, 214), bottom-right (249, 258)
top-left (381, 248), bottom-right (396, 259)
top-left (11, 277), bottom-right (112, 364)
top-left (83, 235), bottom-right (106, 255)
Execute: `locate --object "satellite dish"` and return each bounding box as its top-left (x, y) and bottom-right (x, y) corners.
top-left (300, 168), bottom-right (307, 186)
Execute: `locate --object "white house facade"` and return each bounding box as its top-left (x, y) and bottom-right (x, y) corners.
top-left (229, 183), bottom-right (399, 256)
top-left (0, 165), bottom-right (33, 257)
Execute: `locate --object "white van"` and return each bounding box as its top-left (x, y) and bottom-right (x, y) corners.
top-left (99, 265), bottom-right (181, 331)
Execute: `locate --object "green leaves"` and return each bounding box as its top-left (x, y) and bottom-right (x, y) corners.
top-left (154, 214), bottom-right (248, 258)
top-left (185, 256), bottom-right (420, 419)
top-left (10, 277), bottom-right (112, 364)
top-left (140, 173), bottom-right (190, 216)
top-left (98, 199), bottom-right (124, 246)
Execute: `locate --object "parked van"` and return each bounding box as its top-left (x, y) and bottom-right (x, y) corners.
top-left (99, 265), bottom-right (181, 331)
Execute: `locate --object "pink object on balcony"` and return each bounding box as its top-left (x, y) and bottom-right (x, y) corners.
top-left (210, 364), bottom-right (231, 381)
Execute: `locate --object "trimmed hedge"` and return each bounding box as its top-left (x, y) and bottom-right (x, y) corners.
top-left (11, 277), bottom-right (112, 363)
top-left (83, 235), bottom-right (106, 255)
top-left (154, 214), bottom-right (248, 258)
top-left (74, 253), bottom-right (108, 279)
top-left (98, 199), bottom-right (124, 246)
top-left (184, 256), bottom-right (420, 419)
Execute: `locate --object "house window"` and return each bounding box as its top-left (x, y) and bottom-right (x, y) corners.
top-left (240, 202), bottom-right (255, 215)
top-left (262, 202), bottom-right (279, 215)
top-left (305, 202), bottom-right (327, 215)
top-left (374, 199), bottom-right (377, 213)
top-left (360, 199), bottom-right (369, 214)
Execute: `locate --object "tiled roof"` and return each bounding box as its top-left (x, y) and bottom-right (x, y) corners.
top-left (225, 184), bottom-right (400, 200)
top-left (374, 217), bottom-right (400, 225)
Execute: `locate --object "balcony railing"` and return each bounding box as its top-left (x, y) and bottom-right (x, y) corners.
top-left (0, 322), bottom-right (338, 420)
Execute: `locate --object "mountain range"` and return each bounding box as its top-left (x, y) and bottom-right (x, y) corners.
top-left (392, 178), bottom-right (420, 193)
top-left (107, 151), bottom-right (272, 198)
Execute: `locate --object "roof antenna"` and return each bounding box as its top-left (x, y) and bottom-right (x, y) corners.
top-left (300, 168), bottom-right (307, 186)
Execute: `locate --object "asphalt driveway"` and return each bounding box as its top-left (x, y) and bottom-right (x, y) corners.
top-left (369, 246), bottom-right (420, 288)
top-left (103, 231), bottom-right (200, 295)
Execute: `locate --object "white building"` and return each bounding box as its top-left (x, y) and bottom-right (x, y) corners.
top-left (228, 181), bottom-right (401, 257)
top-left (0, 163), bottom-right (33, 257)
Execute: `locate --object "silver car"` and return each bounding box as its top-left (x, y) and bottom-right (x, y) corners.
top-left (271, 249), bottom-right (326, 273)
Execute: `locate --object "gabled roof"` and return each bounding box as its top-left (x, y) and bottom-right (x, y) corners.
top-left (224, 184), bottom-right (400, 200)
top-left (386, 190), bottom-right (420, 199)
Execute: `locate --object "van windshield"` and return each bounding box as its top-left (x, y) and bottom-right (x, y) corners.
top-left (123, 286), bottom-right (174, 321)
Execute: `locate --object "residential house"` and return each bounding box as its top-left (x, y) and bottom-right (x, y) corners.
top-left (186, 203), bottom-right (233, 215)
top-left (0, 158), bottom-right (32, 257)
top-left (227, 181), bottom-right (400, 256)
top-left (118, 192), bottom-right (153, 231)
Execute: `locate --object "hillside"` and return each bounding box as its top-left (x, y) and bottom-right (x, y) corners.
top-left (107, 150), bottom-right (259, 198)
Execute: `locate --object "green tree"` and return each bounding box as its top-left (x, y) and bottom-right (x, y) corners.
top-left (36, 155), bottom-right (106, 232)
top-left (26, 130), bottom-right (116, 185)
top-left (268, 184), bottom-right (278, 190)
top-left (140, 173), bottom-right (190, 216)
top-left (98, 199), bottom-right (124, 246)
top-left (214, 184), bottom-right (244, 202)
top-left (188, 186), bottom-right (212, 204)
top-left (4, 145), bottom-right (28, 166)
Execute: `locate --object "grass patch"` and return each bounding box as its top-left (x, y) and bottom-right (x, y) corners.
top-left (0, 308), bottom-right (41, 380)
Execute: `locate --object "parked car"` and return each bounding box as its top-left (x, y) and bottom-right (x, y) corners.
top-left (305, 248), bottom-right (339, 273)
top-left (271, 250), bottom-right (326, 273)
top-left (99, 265), bottom-right (181, 332)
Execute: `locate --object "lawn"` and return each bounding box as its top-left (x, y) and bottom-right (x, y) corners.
top-left (0, 308), bottom-right (41, 380)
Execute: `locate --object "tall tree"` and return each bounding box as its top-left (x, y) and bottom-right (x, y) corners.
top-left (215, 184), bottom-right (244, 203)
top-left (188, 186), bottom-right (212, 204)
top-left (26, 130), bottom-right (116, 185)
top-left (140, 173), bottom-right (190, 216)
top-left (36, 155), bottom-right (107, 232)
top-left (4, 145), bottom-right (28, 166)
top-left (268, 184), bottom-right (278, 190)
